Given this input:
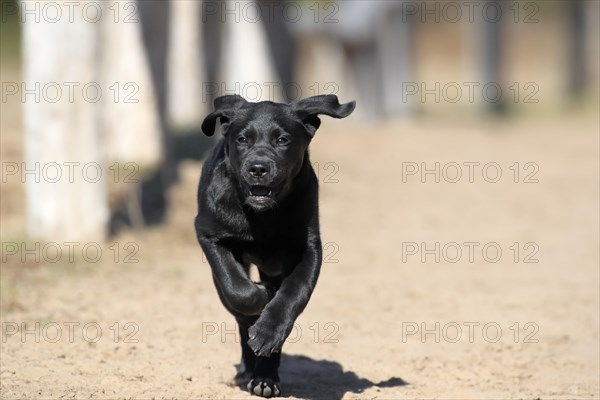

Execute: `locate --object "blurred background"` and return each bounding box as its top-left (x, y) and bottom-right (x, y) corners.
top-left (1, 1), bottom-right (599, 398)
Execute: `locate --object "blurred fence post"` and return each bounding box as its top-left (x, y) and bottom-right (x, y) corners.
top-left (222, 0), bottom-right (280, 102)
top-left (100, 0), bottom-right (162, 168)
top-left (22, 0), bottom-right (108, 242)
top-left (167, 0), bottom-right (205, 128)
top-left (23, 1), bottom-right (108, 242)
top-left (481, 0), bottom-right (504, 113)
top-left (99, 0), bottom-right (163, 232)
top-left (568, 0), bottom-right (586, 97)
top-left (378, 2), bottom-right (413, 115)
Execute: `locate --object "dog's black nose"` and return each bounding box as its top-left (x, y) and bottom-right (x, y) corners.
top-left (248, 163), bottom-right (269, 178)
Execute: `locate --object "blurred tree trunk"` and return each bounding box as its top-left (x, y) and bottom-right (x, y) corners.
top-left (22, 0), bottom-right (108, 242)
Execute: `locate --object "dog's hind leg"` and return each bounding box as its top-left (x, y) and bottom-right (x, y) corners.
top-left (234, 318), bottom-right (257, 386)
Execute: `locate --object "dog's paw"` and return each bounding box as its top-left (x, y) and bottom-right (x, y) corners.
top-left (247, 377), bottom-right (281, 398)
top-left (247, 321), bottom-right (287, 357)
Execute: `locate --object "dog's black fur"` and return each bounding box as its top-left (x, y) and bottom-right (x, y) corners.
top-left (194, 94), bottom-right (355, 397)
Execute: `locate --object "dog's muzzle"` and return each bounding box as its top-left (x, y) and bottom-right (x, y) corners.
top-left (241, 160), bottom-right (280, 208)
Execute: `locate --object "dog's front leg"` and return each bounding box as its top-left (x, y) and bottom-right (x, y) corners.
top-left (247, 233), bottom-right (322, 357)
top-left (199, 237), bottom-right (272, 316)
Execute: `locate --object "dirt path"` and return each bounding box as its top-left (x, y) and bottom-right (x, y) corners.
top-left (1, 116), bottom-right (598, 399)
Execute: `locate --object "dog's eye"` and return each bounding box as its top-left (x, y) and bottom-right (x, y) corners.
top-left (236, 136), bottom-right (248, 144)
top-left (276, 137), bottom-right (289, 145)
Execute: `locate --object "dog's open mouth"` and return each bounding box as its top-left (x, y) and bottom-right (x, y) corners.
top-left (244, 183), bottom-right (280, 210)
top-left (249, 185), bottom-right (272, 199)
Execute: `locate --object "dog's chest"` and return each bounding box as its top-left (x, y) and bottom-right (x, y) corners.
top-left (242, 252), bottom-right (283, 277)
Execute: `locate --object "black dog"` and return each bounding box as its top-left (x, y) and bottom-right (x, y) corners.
top-left (194, 94), bottom-right (355, 397)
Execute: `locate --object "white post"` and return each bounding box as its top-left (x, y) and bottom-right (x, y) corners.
top-left (167, 0), bottom-right (205, 128)
top-left (99, 0), bottom-right (162, 167)
top-left (22, 0), bottom-right (108, 242)
top-left (223, 0), bottom-right (280, 102)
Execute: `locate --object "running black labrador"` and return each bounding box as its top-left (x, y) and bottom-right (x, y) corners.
top-left (195, 94), bottom-right (355, 397)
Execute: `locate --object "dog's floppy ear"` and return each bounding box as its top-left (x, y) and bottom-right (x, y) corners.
top-left (201, 95), bottom-right (247, 136)
top-left (292, 95), bottom-right (356, 136)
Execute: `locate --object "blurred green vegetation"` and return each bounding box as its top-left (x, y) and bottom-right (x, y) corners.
top-left (0, 0), bottom-right (21, 66)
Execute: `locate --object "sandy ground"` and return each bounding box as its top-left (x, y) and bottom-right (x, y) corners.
top-left (1, 112), bottom-right (599, 399)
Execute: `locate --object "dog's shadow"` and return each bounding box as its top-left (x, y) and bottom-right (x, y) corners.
top-left (273, 354), bottom-right (407, 399)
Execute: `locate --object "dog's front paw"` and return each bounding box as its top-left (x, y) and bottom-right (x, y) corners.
top-left (247, 377), bottom-right (281, 398)
top-left (247, 320), bottom-right (288, 357)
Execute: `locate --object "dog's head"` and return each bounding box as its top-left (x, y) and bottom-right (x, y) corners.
top-left (201, 95), bottom-right (355, 211)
